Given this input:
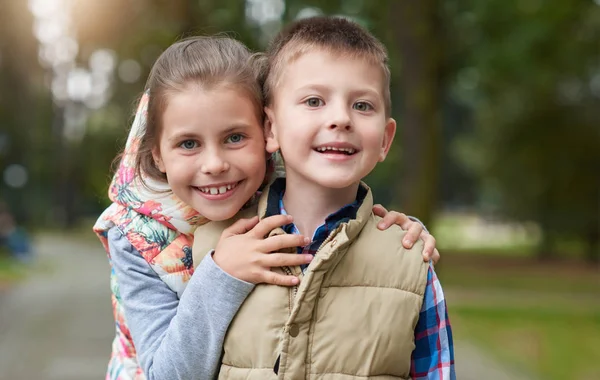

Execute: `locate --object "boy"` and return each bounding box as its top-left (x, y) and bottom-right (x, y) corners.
top-left (195, 16), bottom-right (454, 380)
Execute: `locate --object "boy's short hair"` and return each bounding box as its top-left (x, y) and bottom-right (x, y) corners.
top-left (264, 16), bottom-right (391, 117)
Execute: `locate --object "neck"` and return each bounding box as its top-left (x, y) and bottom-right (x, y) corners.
top-left (282, 174), bottom-right (359, 239)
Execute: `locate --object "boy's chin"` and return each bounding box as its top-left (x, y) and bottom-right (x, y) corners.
top-left (308, 175), bottom-right (363, 190)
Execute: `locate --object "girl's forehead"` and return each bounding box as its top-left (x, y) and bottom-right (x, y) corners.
top-left (160, 87), bottom-right (263, 139)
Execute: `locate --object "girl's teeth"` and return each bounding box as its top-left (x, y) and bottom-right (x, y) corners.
top-left (199, 182), bottom-right (238, 194)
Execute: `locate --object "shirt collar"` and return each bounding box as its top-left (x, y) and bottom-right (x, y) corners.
top-left (265, 177), bottom-right (367, 228)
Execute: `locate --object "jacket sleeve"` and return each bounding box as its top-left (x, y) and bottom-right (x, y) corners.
top-left (108, 227), bottom-right (254, 380)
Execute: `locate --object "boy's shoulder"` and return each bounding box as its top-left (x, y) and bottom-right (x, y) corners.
top-left (353, 212), bottom-right (425, 258)
top-left (192, 205), bottom-right (258, 266)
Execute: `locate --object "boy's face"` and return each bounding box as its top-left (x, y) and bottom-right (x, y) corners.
top-left (152, 86), bottom-right (266, 221)
top-left (265, 49), bottom-right (395, 190)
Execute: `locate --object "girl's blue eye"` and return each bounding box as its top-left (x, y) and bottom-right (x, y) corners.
top-left (353, 102), bottom-right (373, 112)
top-left (180, 140), bottom-right (198, 150)
top-left (305, 97), bottom-right (324, 107)
top-left (226, 133), bottom-right (244, 144)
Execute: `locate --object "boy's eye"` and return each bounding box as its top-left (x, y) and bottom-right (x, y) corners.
top-left (305, 97), bottom-right (324, 107)
top-left (226, 133), bottom-right (245, 144)
top-left (353, 102), bottom-right (373, 112)
top-left (180, 140), bottom-right (198, 150)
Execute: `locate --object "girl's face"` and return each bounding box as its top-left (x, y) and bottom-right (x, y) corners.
top-left (152, 85), bottom-right (267, 221)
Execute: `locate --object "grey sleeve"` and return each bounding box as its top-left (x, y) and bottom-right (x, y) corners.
top-left (108, 227), bottom-right (254, 380)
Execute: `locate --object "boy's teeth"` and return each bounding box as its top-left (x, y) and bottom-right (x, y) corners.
top-left (219, 186), bottom-right (227, 194)
top-left (210, 188), bottom-right (218, 195)
top-left (316, 146), bottom-right (355, 154)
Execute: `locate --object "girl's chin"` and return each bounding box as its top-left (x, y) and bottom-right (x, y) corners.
top-left (197, 207), bottom-right (239, 222)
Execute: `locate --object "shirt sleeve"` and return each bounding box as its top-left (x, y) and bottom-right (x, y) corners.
top-left (108, 227), bottom-right (255, 380)
top-left (410, 263), bottom-right (456, 380)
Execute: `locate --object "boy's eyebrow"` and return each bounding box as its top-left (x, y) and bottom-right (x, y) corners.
top-left (296, 84), bottom-right (383, 100)
top-left (350, 88), bottom-right (383, 100)
top-left (295, 84), bottom-right (331, 93)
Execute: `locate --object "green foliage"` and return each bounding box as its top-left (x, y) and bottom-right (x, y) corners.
top-left (453, 305), bottom-right (600, 380)
top-left (0, 0), bottom-right (597, 258)
top-left (443, 249), bottom-right (600, 379)
top-left (446, 0), bottom-right (600, 259)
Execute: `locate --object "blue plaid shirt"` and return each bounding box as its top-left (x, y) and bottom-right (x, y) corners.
top-left (266, 178), bottom-right (456, 379)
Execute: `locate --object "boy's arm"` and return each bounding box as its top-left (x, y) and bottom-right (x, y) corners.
top-left (410, 263), bottom-right (456, 380)
top-left (108, 227), bottom-right (254, 380)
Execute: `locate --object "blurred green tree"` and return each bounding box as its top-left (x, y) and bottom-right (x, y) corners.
top-left (447, 0), bottom-right (600, 261)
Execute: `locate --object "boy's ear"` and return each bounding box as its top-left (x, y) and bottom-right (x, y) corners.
top-left (378, 118), bottom-right (397, 162)
top-left (264, 107), bottom-right (280, 154)
top-left (152, 147), bottom-right (166, 173)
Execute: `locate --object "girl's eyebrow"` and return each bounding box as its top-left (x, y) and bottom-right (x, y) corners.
top-left (168, 124), bottom-right (253, 143)
top-left (220, 124), bottom-right (253, 135)
top-left (168, 132), bottom-right (198, 143)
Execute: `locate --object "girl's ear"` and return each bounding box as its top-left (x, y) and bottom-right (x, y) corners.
top-left (152, 147), bottom-right (166, 173)
top-left (264, 107), bottom-right (280, 154)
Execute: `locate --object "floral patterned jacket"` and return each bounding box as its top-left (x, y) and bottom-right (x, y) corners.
top-left (93, 93), bottom-right (206, 380)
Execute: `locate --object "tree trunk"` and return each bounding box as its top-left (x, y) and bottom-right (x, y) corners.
top-left (389, 0), bottom-right (442, 225)
top-left (585, 219), bottom-right (599, 264)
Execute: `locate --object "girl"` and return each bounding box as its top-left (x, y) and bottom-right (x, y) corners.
top-left (94, 36), bottom-right (439, 380)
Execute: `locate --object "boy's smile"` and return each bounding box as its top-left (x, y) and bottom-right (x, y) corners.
top-left (265, 48), bottom-right (396, 192)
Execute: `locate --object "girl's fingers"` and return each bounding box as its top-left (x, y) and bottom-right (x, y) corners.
top-left (377, 210), bottom-right (411, 231)
top-left (250, 214), bottom-right (293, 238)
top-left (223, 216), bottom-right (259, 236)
top-left (421, 233), bottom-right (437, 263)
top-left (261, 233), bottom-right (309, 253)
top-left (260, 271), bottom-right (300, 286)
top-left (402, 222), bottom-right (423, 249)
top-left (372, 204), bottom-right (388, 218)
top-left (431, 248), bottom-right (441, 265)
top-left (261, 253), bottom-right (313, 268)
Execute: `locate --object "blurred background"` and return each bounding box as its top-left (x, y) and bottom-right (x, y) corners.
top-left (0, 0), bottom-right (598, 379)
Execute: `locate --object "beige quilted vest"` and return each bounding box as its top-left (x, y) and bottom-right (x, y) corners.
top-left (193, 183), bottom-right (428, 380)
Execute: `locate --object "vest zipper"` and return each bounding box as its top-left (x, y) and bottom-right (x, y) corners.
top-left (282, 266), bottom-right (298, 300)
top-left (274, 226), bottom-right (344, 376)
top-left (315, 224), bottom-right (342, 252)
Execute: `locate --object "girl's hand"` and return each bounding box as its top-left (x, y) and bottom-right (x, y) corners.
top-left (372, 204), bottom-right (440, 264)
top-left (213, 215), bottom-right (312, 286)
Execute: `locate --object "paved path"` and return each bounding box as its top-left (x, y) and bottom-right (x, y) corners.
top-left (0, 235), bottom-right (113, 380)
top-left (0, 234), bottom-right (535, 380)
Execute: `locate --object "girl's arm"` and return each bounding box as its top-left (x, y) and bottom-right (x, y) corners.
top-left (108, 227), bottom-right (253, 380)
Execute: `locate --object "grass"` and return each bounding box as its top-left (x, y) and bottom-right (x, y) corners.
top-left (427, 212), bottom-right (600, 379)
top-left (436, 245), bottom-right (600, 379)
top-left (451, 305), bottom-right (600, 380)
top-left (437, 253), bottom-right (600, 296)
top-left (0, 254), bottom-right (28, 286)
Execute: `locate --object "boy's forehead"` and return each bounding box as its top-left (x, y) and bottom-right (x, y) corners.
top-left (276, 47), bottom-right (385, 90)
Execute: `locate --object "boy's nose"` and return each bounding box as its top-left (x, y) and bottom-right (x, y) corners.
top-left (327, 106), bottom-right (352, 131)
